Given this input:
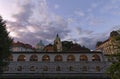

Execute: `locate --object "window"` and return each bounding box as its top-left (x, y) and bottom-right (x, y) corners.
top-left (43, 66), bottom-right (48, 71)
top-left (69, 66), bottom-right (74, 71)
top-left (92, 54), bottom-right (101, 61)
top-left (80, 55), bottom-right (88, 61)
top-left (42, 55), bottom-right (50, 61)
top-left (30, 55), bottom-right (38, 61)
top-left (56, 66), bottom-right (61, 71)
top-left (17, 66), bottom-right (22, 71)
top-left (96, 66), bottom-right (101, 72)
top-left (3, 66), bottom-right (9, 71)
top-left (82, 66), bottom-right (87, 72)
top-left (54, 55), bottom-right (62, 61)
top-left (7, 55), bottom-right (13, 61)
top-left (67, 55), bottom-right (75, 61)
top-left (17, 55), bottom-right (26, 61)
top-left (30, 66), bottom-right (36, 71)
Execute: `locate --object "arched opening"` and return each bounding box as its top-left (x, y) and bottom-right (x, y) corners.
top-left (8, 55), bottom-right (13, 61)
top-left (54, 55), bottom-right (62, 61)
top-left (56, 66), bottom-right (61, 71)
top-left (92, 54), bottom-right (101, 61)
top-left (80, 55), bottom-right (88, 61)
top-left (3, 66), bottom-right (9, 71)
top-left (30, 66), bottom-right (36, 71)
top-left (17, 66), bottom-right (22, 71)
top-left (30, 54), bottom-right (38, 61)
top-left (17, 55), bottom-right (26, 61)
top-left (96, 66), bottom-right (101, 72)
top-left (43, 66), bottom-right (48, 71)
top-left (69, 66), bottom-right (74, 71)
top-left (82, 66), bottom-right (87, 72)
top-left (42, 55), bottom-right (50, 61)
top-left (67, 55), bottom-right (75, 61)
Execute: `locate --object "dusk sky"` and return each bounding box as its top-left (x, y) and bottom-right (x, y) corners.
top-left (0, 0), bottom-right (120, 50)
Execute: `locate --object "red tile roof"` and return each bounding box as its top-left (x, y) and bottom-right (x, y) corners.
top-left (12, 41), bottom-right (35, 50)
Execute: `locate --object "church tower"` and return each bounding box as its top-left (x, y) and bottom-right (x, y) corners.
top-left (36, 40), bottom-right (44, 51)
top-left (54, 34), bottom-right (62, 52)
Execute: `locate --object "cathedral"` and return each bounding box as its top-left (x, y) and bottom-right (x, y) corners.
top-left (2, 34), bottom-right (111, 79)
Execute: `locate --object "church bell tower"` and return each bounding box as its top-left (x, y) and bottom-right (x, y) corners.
top-left (54, 34), bottom-right (62, 52)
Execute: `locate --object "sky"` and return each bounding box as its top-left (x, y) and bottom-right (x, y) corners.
top-left (0, 0), bottom-right (120, 50)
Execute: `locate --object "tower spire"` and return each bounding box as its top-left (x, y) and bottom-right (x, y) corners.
top-left (54, 34), bottom-right (62, 52)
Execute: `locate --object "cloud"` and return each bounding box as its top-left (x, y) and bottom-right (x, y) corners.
top-left (54, 4), bottom-right (59, 9)
top-left (75, 27), bottom-right (93, 36)
top-left (76, 32), bottom-right (108, 50)
top-left (75, 10), bottom-right (85, 17)
top-left (7, 0), bottom-right (70, 46)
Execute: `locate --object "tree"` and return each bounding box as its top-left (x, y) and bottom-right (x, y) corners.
top-left (96, 41), bottom-right (103, 47)
top-left (0, 16), bottom-right (13, 73)
top-left (107, 30), bottom-right (120, 79)
top-left (62, 41), bottom-right (90, 52)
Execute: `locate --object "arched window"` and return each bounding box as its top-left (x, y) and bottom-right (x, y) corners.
top-left (8, 55), bottom-right (13, 61)
top-left (30, 54), bottom-right (38, 61)
top-left (69, 66), bottom-right (74, 71)
top-left (82, 66), bottom-right (87, 72)
top-left (80, 55), bottom-right (88, 61)
top-left (43, 66), bottom-right (48, 71)
top-left (92, 54), bottom-right (101, 61)
top-left (3, 66), bottom-right (9, 71)
top-left (56, 66), bottom-right (61, 71)
top-left (17, 66), bottom-right (22, 71)
top-left (67, 55), bottom-right (75, 61)
top-left (17, 55), bottom-right (26, 61)
top-left (54, 55), bottom-right (62, 61)
top-left (96, 66), bottom-right (101, 72)
top-left (30, 66), bottom-right (36, 71)
top-left (42, 55), bottom-right (50, 61)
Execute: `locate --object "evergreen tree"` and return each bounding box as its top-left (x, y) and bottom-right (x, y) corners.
top-left (107, 30), bottom-right (120, 79)
top-left (0, 16), bottom-right (13, 73)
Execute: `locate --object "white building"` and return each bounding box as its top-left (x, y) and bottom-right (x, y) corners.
top-left (11, 41), bottom-right (35, 52)
top-left (2, 35), bottom-right (111, 79)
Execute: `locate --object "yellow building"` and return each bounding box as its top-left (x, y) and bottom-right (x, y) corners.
top-left (96, 31), bottom-right (120, 55)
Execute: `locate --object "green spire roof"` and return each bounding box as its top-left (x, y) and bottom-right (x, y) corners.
top-left (37, 40), bottom-right (44, 46)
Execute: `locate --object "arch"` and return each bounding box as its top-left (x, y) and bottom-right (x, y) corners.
top-left (54, 55), bottom-right (62, 61)
top-left (92, 54), bottom-right (101, 61)
top-left (82, 66), bottom-right (87, 71)
top-left (43, 66), bottom-right (48, 71)
top-left (67, 55), bottom-right (75, 61)
top-left (3, 66), bottom-right (9, 71)
top-left (69, 66), bottom-right (74, 71)
top-left (56, 66), bottom-right (61, 71)
top-left (17, 55), bottom-right (26, 61)
top-left (17, 66), bottom-right (22, 71)
top-left (30, 66), bottom-right (36, 71)
top-left (8, 55), bottom-right (13, 61)
top-left (30, 54), bottom-right (38, 61)
top-left (42, 55), bottom-right (50, 61)
top-left (96, 66), bottom-right (101, 72)
top-left (80, 55), bottom-right (88, 61)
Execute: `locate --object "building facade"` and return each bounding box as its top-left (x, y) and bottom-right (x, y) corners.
top-left (2, 51), bottom-right (110, 79)
top-left (11, 41), bottom-right (35, 52)
top-left (96, 31), bottom-right (120, 55)
top-left (1, 34), bottom-right (112, 79)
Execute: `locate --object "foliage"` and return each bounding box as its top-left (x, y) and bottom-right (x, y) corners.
top-left (107, 30), bottom-right (120, 79)
top-left (62, 41), bottom-right (73, 51)
top-left (0, 16), bottom-right (13, 73)
top-left (96, 41), bottom-right (103, 47)
top-left (62, 41), bottom-right (90, 52)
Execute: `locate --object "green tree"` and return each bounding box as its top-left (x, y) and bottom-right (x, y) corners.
top-left (107, 30), bottom-right (120, 79)
top-left (96, 41), bottom-right (103, 47)
top-left (62, 41), bottom-right (73, 51)
top-left (0, 16), bottom-right (13, 73)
